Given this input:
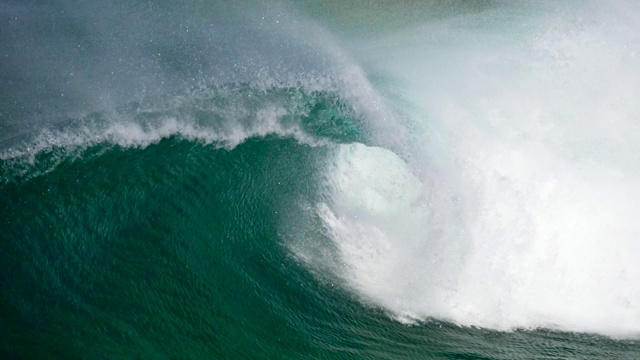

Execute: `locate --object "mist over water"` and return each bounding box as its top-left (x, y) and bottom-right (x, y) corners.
top-left (0, 0), bottom-right (347, 142)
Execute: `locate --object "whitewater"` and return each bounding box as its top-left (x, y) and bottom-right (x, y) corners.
top-left (286, 0), bottom-right (640, 338)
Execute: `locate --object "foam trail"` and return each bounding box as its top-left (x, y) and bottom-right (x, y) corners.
top-left (310, 0), bottom-right (640, 337)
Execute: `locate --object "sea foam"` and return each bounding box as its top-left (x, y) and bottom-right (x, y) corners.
top-left (312, 0), bottom-right (640, 338)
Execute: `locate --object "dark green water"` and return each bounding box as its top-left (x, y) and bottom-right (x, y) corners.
top-left (2, 0), bottom-right (640, 359)
top-left (0, 86), bottom-right (638, 359)
top-left (2, 133), bottom-right (637, 359)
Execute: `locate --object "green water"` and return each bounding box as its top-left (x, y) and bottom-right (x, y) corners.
top-left (3, 134), bottom-right (638, 359)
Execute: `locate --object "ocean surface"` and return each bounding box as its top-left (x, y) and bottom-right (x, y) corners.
top-left (2, 1), bottom-right (640, 358)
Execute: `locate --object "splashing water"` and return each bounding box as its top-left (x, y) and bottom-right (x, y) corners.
top-left (300, 0), bottom-right (640, 338)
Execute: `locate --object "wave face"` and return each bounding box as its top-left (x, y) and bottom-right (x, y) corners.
top-left (2, 0), bottom-right (640, 358)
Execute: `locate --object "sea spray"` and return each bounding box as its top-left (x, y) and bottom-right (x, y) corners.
top-left (305, 0), bottom-right (640, 337)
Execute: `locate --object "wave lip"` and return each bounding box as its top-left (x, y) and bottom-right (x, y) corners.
top-left (0, 80), bottom-right (367, 183)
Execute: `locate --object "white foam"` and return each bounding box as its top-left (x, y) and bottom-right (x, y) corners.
top-left (314, 144), bottom-right (464, 319)
top-left (309, 0), bottom-right (640, 338)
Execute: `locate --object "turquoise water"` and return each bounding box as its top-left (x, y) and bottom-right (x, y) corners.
top-left (2, 1), bottom-right (640, 359)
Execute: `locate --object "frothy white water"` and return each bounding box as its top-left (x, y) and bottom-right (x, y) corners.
top-left (310, 1), bottom-right (640, 337)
